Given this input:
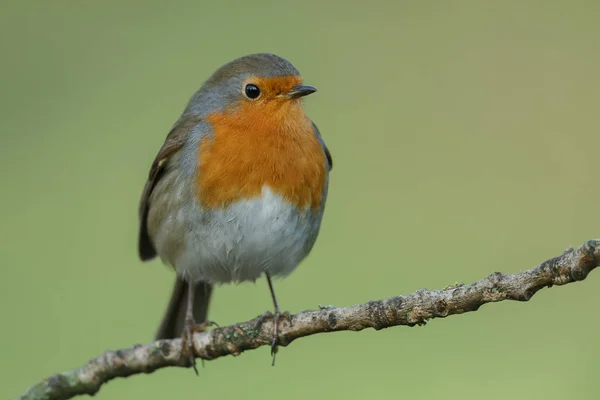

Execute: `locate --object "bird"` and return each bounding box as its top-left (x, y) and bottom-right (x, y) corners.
top-left (137, 53), bottom-right (332, 369)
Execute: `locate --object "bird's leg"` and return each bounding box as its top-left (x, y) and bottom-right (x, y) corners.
top-left (265, 272), bottom-right (291, 366)
top-left (180, 281), bottom-right (216, 374)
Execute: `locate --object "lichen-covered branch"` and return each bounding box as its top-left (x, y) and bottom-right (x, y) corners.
top-left (16, 239), bottom-right (600, 400)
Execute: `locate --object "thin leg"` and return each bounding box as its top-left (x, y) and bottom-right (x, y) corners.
top-left (266, 272), bottom-right (290, 366)
top-left (186, 280), bottom-right (196, 323)
top-left (180, 281), bottom-right (217, 374)
top-left (181, 281), bottom-right (199, 374)
top-left (266, 272), bottom-right (280, 315)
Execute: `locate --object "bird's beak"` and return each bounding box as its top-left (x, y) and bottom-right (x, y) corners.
top-left (286, 85), bottom-right (317, 99)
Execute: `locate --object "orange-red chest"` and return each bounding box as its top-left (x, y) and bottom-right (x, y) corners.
top-left (196, 101), bottom-right (327, 212)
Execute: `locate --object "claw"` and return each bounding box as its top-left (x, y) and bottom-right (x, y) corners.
top-left (194, 320), bottom-right (219, 331)
top-left (281, 311), bottom-right (292, 326)
top-left (180, 320), bottom-right (198, 374)
top-left (180, 318), bottom-right (216, 374)
top-left (270, 310), bottom-right (293, 366)
top-left (255, 311), bottom-right (273, 330)
top-left (271, 311), bottom-right (281, 366)
top-left (264, 273), bottom-right (292, 366)
top-left (254, 310), bottom-right (287, 366)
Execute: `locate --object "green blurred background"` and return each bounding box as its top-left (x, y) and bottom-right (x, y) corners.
top-left (1, 0), bottom-right (599, 399)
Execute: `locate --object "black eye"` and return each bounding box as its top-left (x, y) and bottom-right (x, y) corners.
top-left (244, 84), bottom-right (261, 99)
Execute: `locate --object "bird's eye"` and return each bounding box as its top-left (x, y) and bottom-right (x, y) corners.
top-left (244, 84), bottom-right (261, 99)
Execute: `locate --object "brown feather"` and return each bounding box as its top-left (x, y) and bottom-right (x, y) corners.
top-left (138, 115), bottom-right (202, 261)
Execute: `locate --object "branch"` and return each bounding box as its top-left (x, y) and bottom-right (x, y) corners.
top-left (17, 239), bottom-right (600, 400)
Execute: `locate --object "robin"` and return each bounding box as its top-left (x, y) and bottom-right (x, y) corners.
top-left (137, 53), bottom-right (332, 369)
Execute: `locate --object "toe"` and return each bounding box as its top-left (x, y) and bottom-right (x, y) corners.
top-left (192, 320), bottom-right (218, 332)
top-left (180, 323), bottom-right (199, 374)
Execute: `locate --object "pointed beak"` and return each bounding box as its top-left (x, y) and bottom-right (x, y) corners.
top-left (286, 85), bottom-right (317, 99)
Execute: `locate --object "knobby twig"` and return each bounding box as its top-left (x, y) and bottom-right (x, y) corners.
top-left (16, 239), bottom-right (600, 400)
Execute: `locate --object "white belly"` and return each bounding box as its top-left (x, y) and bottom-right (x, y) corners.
top-left (167, 186), bottom-right (324, 284)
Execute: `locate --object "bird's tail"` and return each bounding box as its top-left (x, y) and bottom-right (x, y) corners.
top-left (155, 278), bottom-right (212, 340)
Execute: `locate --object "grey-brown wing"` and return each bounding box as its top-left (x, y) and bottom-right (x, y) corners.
top-left (312, 122), bottom-right (332, 171)
top-left (138, 115), bottom-right (201, 261)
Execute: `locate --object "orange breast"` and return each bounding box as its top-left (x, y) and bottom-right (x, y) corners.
top-left (197, 100), bottom-right (327, 212)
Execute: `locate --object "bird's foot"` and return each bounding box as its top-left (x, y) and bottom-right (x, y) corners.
top-left (181, 319), bottom-right (218, 374)
top-left (256, 310), bottom-right (292, 366)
